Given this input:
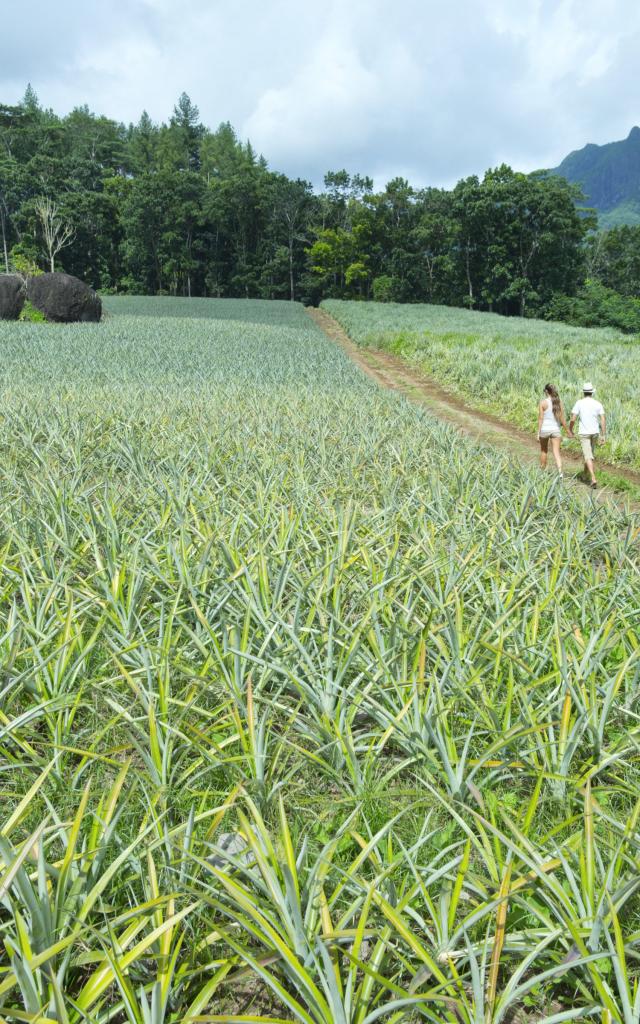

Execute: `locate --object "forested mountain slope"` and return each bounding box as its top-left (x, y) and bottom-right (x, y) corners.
top-left (554, 126), bottom-right (640, 227)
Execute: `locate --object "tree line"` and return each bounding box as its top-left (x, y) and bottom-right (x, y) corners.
top-left (2, 87), bottom-right (640, 329)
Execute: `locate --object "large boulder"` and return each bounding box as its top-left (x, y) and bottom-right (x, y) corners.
top-left (27, 273), bottom-right (102, 323)
top-left (0, 274), bottom-right (26, 320)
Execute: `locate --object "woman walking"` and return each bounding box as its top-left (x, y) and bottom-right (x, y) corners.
top-left (538, 383), bottom-right (567, 477)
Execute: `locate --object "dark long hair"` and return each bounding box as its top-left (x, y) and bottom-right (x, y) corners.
top-left (544, 383), bottom-right (562, 422)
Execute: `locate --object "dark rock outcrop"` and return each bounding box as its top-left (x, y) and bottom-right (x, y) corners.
top-left (0, 274), bottom-right (26, 320)
top-left (27, 273), bottom-right (102, 323)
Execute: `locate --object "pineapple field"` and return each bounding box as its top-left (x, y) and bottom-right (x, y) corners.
top-left (1, 297), bottom-right (639, 1023)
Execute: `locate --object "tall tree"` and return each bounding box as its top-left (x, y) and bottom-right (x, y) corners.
top-left (269, 175), bottom-right (315, 300)
top-left (587, 225), bottom-right (640, 298)
top-left (169, 93), bottom-right (204, 171)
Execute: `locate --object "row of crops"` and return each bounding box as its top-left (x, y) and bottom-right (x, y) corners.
top-left (1, 297), bottom-right (640, 1022)
top-left (324, 299), bottom-right (640, 470)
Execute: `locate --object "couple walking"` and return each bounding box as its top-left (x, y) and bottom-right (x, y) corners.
top-left (538, 382), bottom-right (606, 488)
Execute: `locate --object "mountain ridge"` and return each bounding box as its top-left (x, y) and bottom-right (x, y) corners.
top-left (553, 126), bottom-right (640, 228)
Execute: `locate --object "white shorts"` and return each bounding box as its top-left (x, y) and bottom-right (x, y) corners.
top-left (539, 429), bottom-right (561, 439)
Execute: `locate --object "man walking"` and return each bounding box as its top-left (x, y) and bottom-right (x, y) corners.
top-left (569, 382), bottom-right (606, 489)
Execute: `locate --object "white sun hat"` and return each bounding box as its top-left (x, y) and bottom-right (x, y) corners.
top-left (583, 381), bottom-right (594, 393)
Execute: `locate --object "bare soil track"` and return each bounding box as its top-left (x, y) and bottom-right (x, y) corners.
top-left (308, 306), bottom-right (640, 509)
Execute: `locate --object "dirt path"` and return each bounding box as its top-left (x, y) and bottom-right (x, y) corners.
top-left (308, 307), bottom-right (640, 503)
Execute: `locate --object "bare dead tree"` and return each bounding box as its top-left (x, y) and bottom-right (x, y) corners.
top-left (0, 195), bottom-right (9, 273)
top-left (34, 196), bottom-right (75, 272)
top-left (273, 179), bottom-right (312, 302)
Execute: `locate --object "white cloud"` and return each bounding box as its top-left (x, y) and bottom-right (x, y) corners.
top-left (242, 30), bottom-right (423, 177)
top-left (1, 0), bottom-right (639, 186)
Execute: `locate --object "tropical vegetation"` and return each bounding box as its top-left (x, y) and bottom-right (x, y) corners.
top-left (2, 88), bottom-right (640, 328)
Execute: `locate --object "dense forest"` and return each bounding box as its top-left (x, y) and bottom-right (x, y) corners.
top-left (2, 87), bottom-right (640, 329)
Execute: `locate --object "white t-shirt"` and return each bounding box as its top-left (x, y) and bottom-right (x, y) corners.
top-left (571, 396), bottom-right (604, 436)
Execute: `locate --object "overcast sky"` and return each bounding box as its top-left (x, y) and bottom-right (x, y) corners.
top-left (2, 0), bottom-right (639, 188)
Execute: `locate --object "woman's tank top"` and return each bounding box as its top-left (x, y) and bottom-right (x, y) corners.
top-left (541, 396), bottom-right (560, 431)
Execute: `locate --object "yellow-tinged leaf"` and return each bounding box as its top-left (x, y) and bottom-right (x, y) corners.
top-left (0, 822), bottom-right (48, 902)
top-left (0, 1009), bottom-right (60, 1024)
top-left (417, 636), bottom-right (426, 692)
top-left (509, 856), bottom-right (563, 894)
top-left (181, 961), bottom-right (234, 1019)
top-left (160, 896), bottom-right (176, 962)
top-left (59, 783), bottom-right (91, 884)
top-left (75, 902), bottom-right (197, 1010)
top-left (559, 689), bottom-right (572, 749)
top-left (278, 795), bottom-right (299, 904)
top-left (521, 775), bottom-right (543, 838)
top-left (584, 779), bottom-right (595, 914)
top-left (204, 783), bottom-right (242, 843)
top-left (487, 858), bottom-right (513, 1022)
top-left (246, 676), bottom-right (256, 753)
top-left (1, 762), bottom-right (57, 838)
top-left (148, 701), bottom-right (163, 772)
top-left (209, 866), bottom-right (330, 1015)
top-left (448, 839), bottom-right (471, 934)
top-left (371, 889), bottom-right (448, 986)
top-left (319, 887), bottom-right (332, 938)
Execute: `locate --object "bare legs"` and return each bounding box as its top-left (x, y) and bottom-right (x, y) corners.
top-left (584, 456), bottom-right (597, 486)
top-left (539, 436), bottom-right (563, 476)
top-left (579, 435), bottom-right (598, 486)
top-left (550, 436), bottom-right (563, 475)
